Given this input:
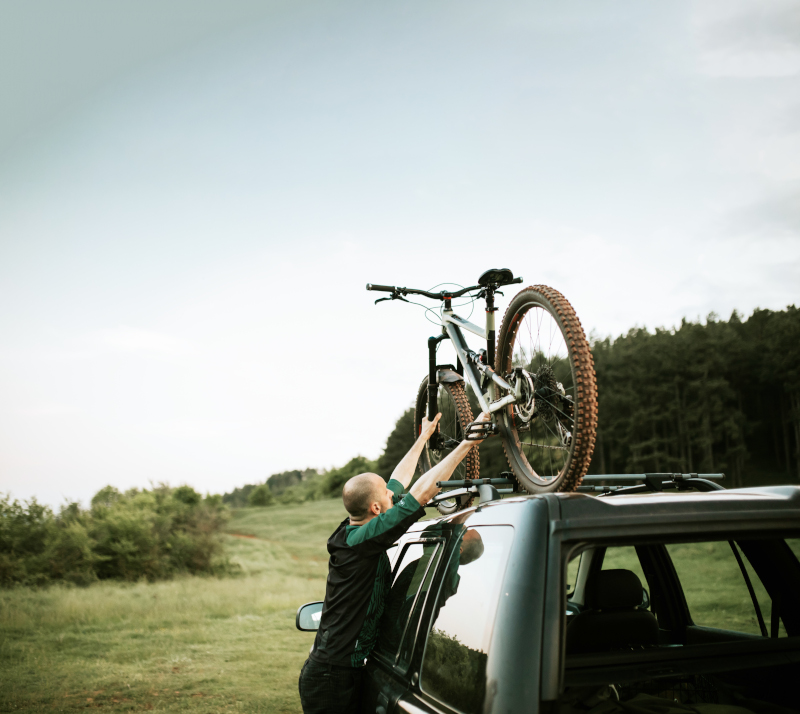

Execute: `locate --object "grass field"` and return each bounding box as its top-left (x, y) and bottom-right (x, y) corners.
top-left (2, 500), bottom-right (798, 712)
top-left (0, 499), bottom-right (347, 713)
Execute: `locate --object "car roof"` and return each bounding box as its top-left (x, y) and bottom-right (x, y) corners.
top-left (406, 486), bottom-right (800, 539)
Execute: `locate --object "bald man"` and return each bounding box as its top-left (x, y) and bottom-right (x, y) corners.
top-left (298, 410), bottom-right (489, 714)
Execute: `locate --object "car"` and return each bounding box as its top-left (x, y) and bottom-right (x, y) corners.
top-left (297, 474), bottom-right (800, 714)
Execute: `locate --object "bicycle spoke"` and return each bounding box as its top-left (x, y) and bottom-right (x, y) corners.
top-left (509, 304), bottom-right (575, 482)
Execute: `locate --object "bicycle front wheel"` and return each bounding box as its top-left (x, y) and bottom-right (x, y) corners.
top-left (414, 376), bottom-right (479, 514)
top-left (495, 285), bottom-right (597, 493)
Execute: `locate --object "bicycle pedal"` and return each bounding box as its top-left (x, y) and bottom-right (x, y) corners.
top-left (465, 420), bottom-right (498, 441)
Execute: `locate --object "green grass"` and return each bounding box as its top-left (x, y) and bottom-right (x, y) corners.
top-left (2, 500), bottom-right (798, 713)
top-left (0, 499), bottom-right (347, 713)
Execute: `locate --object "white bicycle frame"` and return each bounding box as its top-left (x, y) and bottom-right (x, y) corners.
top-left (437, 304), bottom-right (519, 417)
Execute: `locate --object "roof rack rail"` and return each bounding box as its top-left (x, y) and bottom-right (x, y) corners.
top-left (423, 472), bottom-right (726, 507)
top-left (579, 473), bottom-right (725, 496)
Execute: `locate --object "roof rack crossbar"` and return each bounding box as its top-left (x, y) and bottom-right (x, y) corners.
top-left (580, 473), bottom-right (726, 496)
top-left (582, 473), bottom-right (724, 482)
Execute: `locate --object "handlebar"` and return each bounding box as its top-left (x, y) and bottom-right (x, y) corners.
top-left (366, 283), bottom-right (482, 300)
top-left (366, 276), bottom-right (522, 301)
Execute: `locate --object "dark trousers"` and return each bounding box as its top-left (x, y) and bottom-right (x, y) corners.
top-left (298, 657), bottom-right (363, 714)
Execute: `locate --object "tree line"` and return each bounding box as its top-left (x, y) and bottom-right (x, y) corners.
top-left (224, 305), bottom-right (799, 508)
top-left (3, 306), bottom-right (796, 586)
top-left (590, 306), bottom-right (799, 487)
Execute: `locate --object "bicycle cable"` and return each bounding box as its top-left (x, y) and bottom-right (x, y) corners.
top-left (379, 281), bottom-right (481, 328)
top-left (422, 282), bottom-right (480, 326)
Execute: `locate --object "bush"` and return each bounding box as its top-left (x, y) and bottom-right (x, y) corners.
top-left (247, 484), bottom-right (274, 507)
top-left (319, 456), bottom-right (379, 498)
top-left (0, 485), bottom-right (232, 587)
top-left (0, 495), bottom-right (54, 586)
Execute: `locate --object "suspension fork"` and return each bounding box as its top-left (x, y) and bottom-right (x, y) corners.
top-left (427, 333), bottom-right (449, 421)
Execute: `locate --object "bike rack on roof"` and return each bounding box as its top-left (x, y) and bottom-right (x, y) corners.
top-left (425, 472), bottom-right (726, 507)
top-left (580, 473), bottom-right (725, 495)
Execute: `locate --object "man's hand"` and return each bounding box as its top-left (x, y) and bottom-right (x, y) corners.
top-left (471, 411), bottom-right (492, 440)
top-left (419, 413), bottom-right (442, 442)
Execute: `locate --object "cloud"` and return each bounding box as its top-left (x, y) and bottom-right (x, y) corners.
top-left (731, 186), bottom-right (800, 233)
top-left (694, 0), bottom-right (800, 77)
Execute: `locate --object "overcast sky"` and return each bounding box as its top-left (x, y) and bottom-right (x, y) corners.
top-left (1, 0), bottom-right (798, 508)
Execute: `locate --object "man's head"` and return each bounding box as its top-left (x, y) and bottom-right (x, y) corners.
top-left (459, 529), bottom-right (484, 565)
top-left (342, 473), bottom-right (394, 522)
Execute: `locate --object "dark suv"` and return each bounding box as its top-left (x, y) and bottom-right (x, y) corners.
top-left (297, 476), bottom-right (800, 714)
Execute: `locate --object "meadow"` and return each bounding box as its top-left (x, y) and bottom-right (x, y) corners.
top-left (0, 500), bottom-right (346, 714)
top-left (2, 499), bottom-right (798, 712)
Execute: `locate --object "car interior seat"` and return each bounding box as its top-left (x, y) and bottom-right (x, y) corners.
top-left (566, 569), bottom-right (659, 654)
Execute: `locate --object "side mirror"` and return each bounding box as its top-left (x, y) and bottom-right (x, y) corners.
top-left (296, 601), bottom-right (324, 631)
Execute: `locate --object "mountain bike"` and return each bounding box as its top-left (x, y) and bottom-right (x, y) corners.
top-left (367, 268), bottom-right (598, 513)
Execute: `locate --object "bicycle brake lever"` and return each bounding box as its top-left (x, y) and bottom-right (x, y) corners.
top-left (375, 293), bottom-right (411, 305)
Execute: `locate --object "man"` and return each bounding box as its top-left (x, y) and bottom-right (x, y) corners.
top-left (298, 410), bottom-right (489, 714)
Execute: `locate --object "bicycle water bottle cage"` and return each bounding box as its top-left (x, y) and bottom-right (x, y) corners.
top-left (464, 419), bottom-right (499, 441)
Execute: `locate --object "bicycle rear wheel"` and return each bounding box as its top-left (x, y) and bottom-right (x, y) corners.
top-left (414, 376), bottom-right (480, 514)
top-left (495, 285), bottom-right (597, 493)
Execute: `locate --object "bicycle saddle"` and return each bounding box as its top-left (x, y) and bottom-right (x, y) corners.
top-left (478, 268), bottom-right (515, 287)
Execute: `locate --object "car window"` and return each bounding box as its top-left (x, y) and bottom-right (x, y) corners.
top-left (420, 526), bottom-right (514, 714)
top-left (375, 541), bottom-right (442, 664)
top-left (666, 540), bottom-right (772, 636)
top-left (566, 552), bottom-right (581, 596)
top-left (788, 538), bottom-right (800, 562)
top-left (601, 546), bottom-right (649, 609)
top-left (397, 544), bottom-right (442, 671)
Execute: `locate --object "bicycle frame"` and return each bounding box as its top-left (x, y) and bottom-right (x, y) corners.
top-left (427, 294), bottom-right (517, 423)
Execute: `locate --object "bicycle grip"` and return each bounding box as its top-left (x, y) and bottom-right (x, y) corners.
top-left (511, 276), bottom-right (523, 284)
top-left (366, 283), bottom-right (395, 292)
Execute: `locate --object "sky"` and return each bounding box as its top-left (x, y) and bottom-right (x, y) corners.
top-left (1, 0), bottom-right (799, 508)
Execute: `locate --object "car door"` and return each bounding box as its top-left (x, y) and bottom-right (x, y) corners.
top-left (393, 524), bottom-right (517, 714)
top-left (361, 531), bottom-right (448, 714)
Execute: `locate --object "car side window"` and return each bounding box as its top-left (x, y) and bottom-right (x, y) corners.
top-left (374, 540), bottom-right (442, 664)
top-left (601, 546), bottom-right (650, 610)
top-left (420, 526), bottom-right (514, 714)
top-left (666, 540), bottom-right (773, 636)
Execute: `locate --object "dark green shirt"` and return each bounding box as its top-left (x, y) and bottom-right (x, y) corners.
top-left (310, 479), bottom-right (425, 667)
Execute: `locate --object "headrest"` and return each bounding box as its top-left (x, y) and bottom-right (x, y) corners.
top-left (587, 569), bottom-right (643, 610)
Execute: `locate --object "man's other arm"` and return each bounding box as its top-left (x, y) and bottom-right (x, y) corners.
top-left (409, 412), bottom-right (489, 505)
top-left (389, 413), bottom-right (441, 490)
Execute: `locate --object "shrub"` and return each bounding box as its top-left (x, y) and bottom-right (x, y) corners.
top-left (247, 484), bottom-right (274, 507)
top-left (0, 495), bottom-right (54, 586)
top-left (0, 485), bottom-right (232, 587)
top-left (319, 456), bottom-right (379, 498)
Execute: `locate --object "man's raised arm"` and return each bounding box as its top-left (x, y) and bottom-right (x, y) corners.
top-left (388, 413), bottom-right (441, 490)
top-left (409, 412), bottom-right (489, 506)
